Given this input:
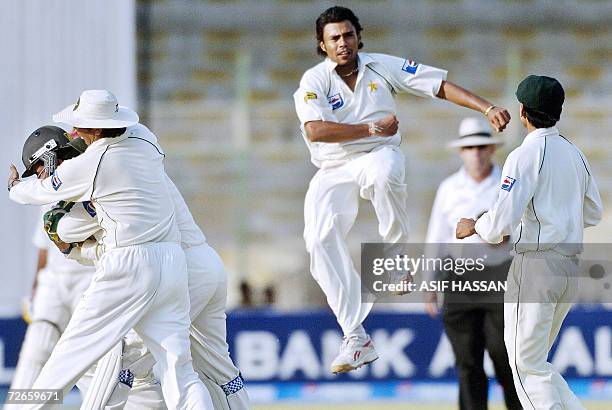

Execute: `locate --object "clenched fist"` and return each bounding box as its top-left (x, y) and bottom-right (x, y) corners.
top-left (374, 114), bottom-right (399, 136)
top-left (456, 218), bottom-right (477, 239)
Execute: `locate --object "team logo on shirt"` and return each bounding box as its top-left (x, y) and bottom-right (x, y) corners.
top-left (51, 172), bottom-right (62, 191)
top-left (402, 59), bottom-right (419, 74)
top-left (304, 91), bottom-right (317, 103)
top-left (368, 81), bottom-right (378, 92)
top-left (501, 176), bottom-right (516, 192)
top-left (328, 93), bottom-right (344, 110)
top-left (83, 201), bottom-right (97, 217)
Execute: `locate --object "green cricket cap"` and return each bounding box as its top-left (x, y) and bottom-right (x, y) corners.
top-left (515, 75), bottom-right (565, 120)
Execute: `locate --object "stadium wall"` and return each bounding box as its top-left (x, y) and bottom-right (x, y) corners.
top-left (0, 0), bottom-right (136, 317)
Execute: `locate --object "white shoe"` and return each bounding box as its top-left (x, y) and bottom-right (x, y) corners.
top-left (330, 335), bottom-right (379, 374)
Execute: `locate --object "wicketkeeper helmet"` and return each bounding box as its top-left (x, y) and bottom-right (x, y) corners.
top-left (21, 125), bottom-right (87, 177)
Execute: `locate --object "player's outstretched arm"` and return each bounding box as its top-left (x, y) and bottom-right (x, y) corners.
top-left (436, 81), bottom-right (511, 132)
top-left (304, 114), bottom-right (398, 143)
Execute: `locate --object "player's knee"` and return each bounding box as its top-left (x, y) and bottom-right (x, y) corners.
top-left (307, 214), bottom-right (345, 250)
top-left (372, 164), bottom-right (405, 192)
top-left (20, 321), bottom-right (60, 360)
top-left (371, 163), bottom-right (392, 185)
top-left (307, 234), bottom-right (329, 254)
top-left (512, 357), bottom-right (528, 376)
top-left (513, 354), bottom-right (545, 375)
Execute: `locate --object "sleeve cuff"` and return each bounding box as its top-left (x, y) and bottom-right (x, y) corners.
top-left (432, 70), bottom-right (448, 98)
top-left (475, 214), bottom-right (500, 244)
top-left (80, 239), bottom-right (101, 263)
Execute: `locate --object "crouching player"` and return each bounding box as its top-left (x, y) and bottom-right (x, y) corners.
top-left (9, 127), bottom-right (93, 396)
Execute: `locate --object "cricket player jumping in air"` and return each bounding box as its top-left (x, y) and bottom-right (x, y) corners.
top-left (293, 6), bottom-right (511, 374)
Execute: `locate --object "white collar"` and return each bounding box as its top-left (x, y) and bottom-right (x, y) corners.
top-left (457, 164), bottom-right (500, 188)
top-left (324, 52), bottom-right (375, 73)
top-left (87, 132), bottom-right (129, 150)
top-left (524, 127), bottom-right (559, 144)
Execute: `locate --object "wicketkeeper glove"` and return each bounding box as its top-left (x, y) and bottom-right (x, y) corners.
top-left (20, 297), bottom-right (33, 324)
top-left (43, 201), bottom-right (75, 243)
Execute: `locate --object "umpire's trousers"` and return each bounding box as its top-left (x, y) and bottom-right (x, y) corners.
top-left (443, 303), bottom-right (522, 410)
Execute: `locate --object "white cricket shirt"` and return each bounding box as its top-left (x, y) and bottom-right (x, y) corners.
top-left (475, 127), bottom-right (603, 255)
top-left (293, 52), bottom-right (447, 168)
top-left (11, 124), bottom-right (180, 250)
top-left (426, 165), bottom-right (510, 266)
top-left (126, 124), bottom-right (206, 249)
top-left (55, 124), bottom-right (206, 251)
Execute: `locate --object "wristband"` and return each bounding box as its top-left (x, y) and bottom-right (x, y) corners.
top-left (483, 105), bottom-right (496, 116)
top-left (7, 179), bottom-right (19, 192)
top-left (60, 243), bottom-right (76, 255)
top-left (368, 122), bottom-right (383, 136)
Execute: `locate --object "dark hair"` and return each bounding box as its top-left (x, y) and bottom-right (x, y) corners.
top-left (523, 106), bottom-right (558, 129)
top-left (101, 128), bottom-right (127, 138)
top-left (315, 6), bottom-right (363, 57)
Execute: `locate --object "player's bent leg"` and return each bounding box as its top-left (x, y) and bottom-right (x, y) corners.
top-left (353, 146), bottom-right (410, 243)
top-left (304, 168), bottom-right (369, 336)
top-left (24, 246), bottom-right (172, 410)
top-left (191, 283), bottom-right (251, 409)
top-left (199, 378), bottom-right (230, 410)
top-left (504, 255), bottom-right (575, 410)
top-left (352, 147), bottom-right (412, 293)
top-left (304, 168), bottom-right (378, 374)
top-left (226, 388), bottom-right (251, 410)
top-left (10, 268), bottom-right (71, 392)
top-left (96, 321), bottom-right (245, 410)
top-left (134, 243), bottom-right (213, 410)
top-left (547, 257), bottom-right (585, 410)
top-left (80, 331), bottom-right (163, 410)
top-left (91, 243), bottom-right (244, 410)
top-left (80, 341), bottom-right (132, 410)
top-left (511, 301), bottom-right (563, 409)
top-left (82, 331), bottom-right (169, 410)
top-left (9, 320), bottom-right (60, 390)
top-left (123, 378), bottom-right (166, 410)
top-left (121, 330), bottom-right (166, 409)
top-left (185, 244), bottom-right (225, 320)
top-left (136, 313), bottom-right (213, 410)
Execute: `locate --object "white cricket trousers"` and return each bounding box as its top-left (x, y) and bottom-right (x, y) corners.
top-left (187, 244), bottom-right (250, 409)
top-left (504, 252), bottom-right (585, 410)
top-left (10, 268), bottom-right (93, 391)
top-left (26, 242), bottom-right (211, 410)
top-left (77, 243), bottom-right (249, 410)
top-left (304, 146), bottom-right (410, 336)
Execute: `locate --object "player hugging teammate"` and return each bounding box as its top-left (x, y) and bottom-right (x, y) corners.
top-left (8, 90), bottom-right (250, 410)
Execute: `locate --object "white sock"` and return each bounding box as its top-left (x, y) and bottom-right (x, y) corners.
top-left (346, 325), bottom-right (367, 339)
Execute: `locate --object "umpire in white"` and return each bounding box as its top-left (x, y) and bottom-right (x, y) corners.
top-left (425, 117), bottom-right (521, 410)
top-left (456, 76), bottom-right (603, 409)
top-left (8, 90), bottom-right (213, 409)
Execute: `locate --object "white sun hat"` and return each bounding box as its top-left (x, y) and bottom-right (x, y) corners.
top-left (447, 117), bottom-right (504, 148)
top-left (53, 89), bottom-right (139, 128)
